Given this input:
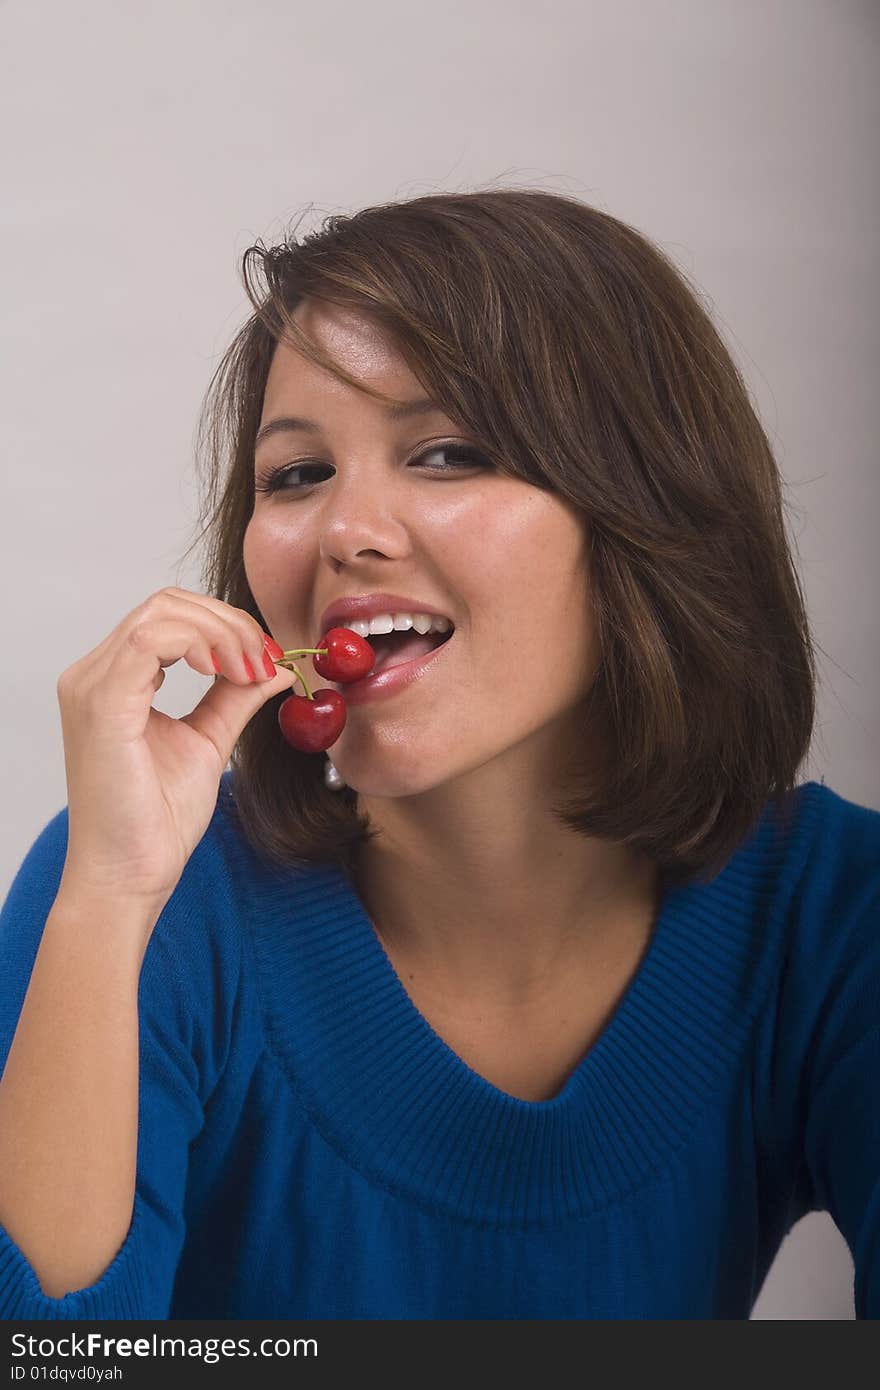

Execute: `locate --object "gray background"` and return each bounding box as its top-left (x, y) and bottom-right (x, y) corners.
top-left (1, 0), bottom-right (877, 1318)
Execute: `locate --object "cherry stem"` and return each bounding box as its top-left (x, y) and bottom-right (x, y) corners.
top-left (271, 647), bottom-right (329, 700)
top-left (275, 659), bottom-right (312, 698)
top-left (272, 648), bottom-right (328, 701)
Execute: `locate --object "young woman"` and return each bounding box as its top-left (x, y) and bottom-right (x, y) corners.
top-left (0, 189), bottom-right (876, 1320)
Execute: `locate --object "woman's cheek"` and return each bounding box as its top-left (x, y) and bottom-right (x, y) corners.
top-left (244, 515), bottom-right (315, 646)
top-left (241, 517), bottom-right (261, 593)
top-left (244, 512), bottom-right (283, 575)
top-left (242, 515), bottom-right (287, 609)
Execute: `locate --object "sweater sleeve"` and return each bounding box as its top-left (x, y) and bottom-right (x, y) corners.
top-left (0, 802), bottom-right (241, 1319)
top-left (803, 1022), bottom-right (880, 1319)
top-left (800, 867), bottom-right (880, 1321)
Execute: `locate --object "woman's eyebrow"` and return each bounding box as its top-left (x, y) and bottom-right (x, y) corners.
top-left (254, 396), bottom-right (443, 450)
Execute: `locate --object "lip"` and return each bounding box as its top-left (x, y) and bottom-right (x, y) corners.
top-left (318, 592), bottom-right (455, 640)
top-left (338, 631), bottom-right (455, 705)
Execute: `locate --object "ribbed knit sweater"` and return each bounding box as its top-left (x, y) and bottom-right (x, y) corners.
top-left (0, 773), bottom-right (877, 1320)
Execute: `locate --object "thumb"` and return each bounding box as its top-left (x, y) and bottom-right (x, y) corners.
top-left (180, 662), bottom-right (302, 766)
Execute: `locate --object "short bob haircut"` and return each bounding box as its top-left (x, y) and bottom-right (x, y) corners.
top-left (182, 188), bottom-right (817, 893)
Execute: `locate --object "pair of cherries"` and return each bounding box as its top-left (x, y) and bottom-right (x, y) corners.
top-left (270, 627), bottom-right (375, 752)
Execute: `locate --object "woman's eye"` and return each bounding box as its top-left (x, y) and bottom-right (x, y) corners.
top-left (412, 444), bottom-right (489, 473)
top-left (254, 462), bottom-right (330, 493)
top-left (254, 444), bottom-right (489, 494)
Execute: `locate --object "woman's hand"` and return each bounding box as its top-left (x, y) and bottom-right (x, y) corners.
top-left (55, 587), bottom-right (298, 913)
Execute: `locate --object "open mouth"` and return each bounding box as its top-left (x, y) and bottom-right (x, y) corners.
top-left (366, 626), bottom-right (454, 675)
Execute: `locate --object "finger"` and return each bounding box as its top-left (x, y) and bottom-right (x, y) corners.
top-left (179, 657), bottom-right (301, 766)
top-left (89, 595), bottom-right (268, 700)
top-left (80, 618), bottom-right (221, 723)
top-left (82, 589), bottom-right (280, 692)
top-left (155, 588), bottom-right (280, 682)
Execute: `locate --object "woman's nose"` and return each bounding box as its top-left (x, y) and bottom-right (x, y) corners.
top-left (316, 469), bottom-right (412, 568)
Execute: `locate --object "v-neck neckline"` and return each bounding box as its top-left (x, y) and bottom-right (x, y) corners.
top-left (345, 869), bottom-right (663, 1104)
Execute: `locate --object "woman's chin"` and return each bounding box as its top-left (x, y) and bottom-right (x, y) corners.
top-left (334, 758), bottom-right (449, 801)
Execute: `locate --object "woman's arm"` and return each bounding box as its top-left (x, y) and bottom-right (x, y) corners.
top-left (0, 882), bottom-right (158, 1299)
top-left (0, 805), bottom-right (233, 1320)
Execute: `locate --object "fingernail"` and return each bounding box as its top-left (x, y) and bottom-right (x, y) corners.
top-left (263, 634), bottom-right (284, 661)
top-left (243, 655), bottom-right (257, 682)
top-left (262, 650), bottom-right (277, 678)
top-left (211, 651), bottom-right (221, 674)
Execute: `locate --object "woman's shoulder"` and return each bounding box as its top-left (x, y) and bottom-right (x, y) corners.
top-left (801, 775), bottom-right (880, 841)
top-left (761, 778), bottom-right (880, 1066)
top-left (0, 789), bottom-right (250, 1095)
top-left (783, 778), bottom-right (880, 921)
top-left (0, 785), bottom-right (256, 1014)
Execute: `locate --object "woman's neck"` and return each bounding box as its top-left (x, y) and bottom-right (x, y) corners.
top-left (349, 806), bottom-right (660, 1013)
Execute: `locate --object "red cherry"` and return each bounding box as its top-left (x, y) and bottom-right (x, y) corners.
top-left (313, 627), bottom-right (375, 684)
top-left (278, 689), bottom-right (347, 753)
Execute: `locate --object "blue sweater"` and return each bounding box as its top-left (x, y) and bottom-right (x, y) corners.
top-left (0, 773), bottom-right (877, 1320)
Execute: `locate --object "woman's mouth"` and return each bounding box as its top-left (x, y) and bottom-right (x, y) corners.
top-left (337, 629), bottom-right (455, 705)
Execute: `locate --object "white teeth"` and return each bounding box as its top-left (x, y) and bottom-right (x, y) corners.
top-left (344, 612), bottom-right (453, 638)
top-left (368, 615), bottom-right (395, 635)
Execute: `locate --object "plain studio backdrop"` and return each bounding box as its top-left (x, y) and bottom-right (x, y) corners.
top-left (1, 0), bottom-right (877, 1320)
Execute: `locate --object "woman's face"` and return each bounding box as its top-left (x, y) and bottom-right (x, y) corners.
top-left (243, 298), bottom-right (600, 799)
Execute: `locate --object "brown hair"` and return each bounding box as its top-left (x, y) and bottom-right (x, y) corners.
top-left (180, 188), bottom-right (817, 891)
